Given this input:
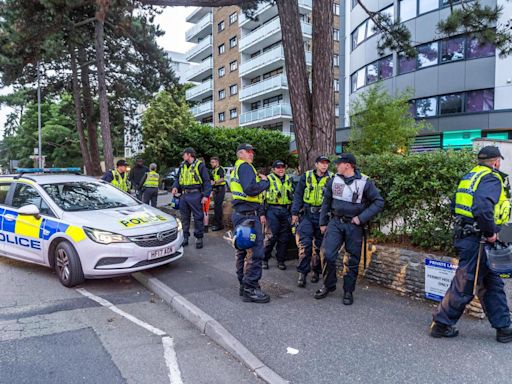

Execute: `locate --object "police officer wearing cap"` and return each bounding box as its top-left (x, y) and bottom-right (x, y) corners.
top-left (315, 153), bottom-right (384, 304)
top-left (172, 148), bottom-right (212, 249)
top-left (291, 155), bottom-right (333, 287)
top-left (102, 159), bottom-right (130, 192)
top-left (263, 160), bottom-right (294, 270)
top-left (230, 143), bottom-right (271, 303)
top-left (210, 157), bottom-right (226, 232)
top-left (430, 146), bottom-right (512, 342)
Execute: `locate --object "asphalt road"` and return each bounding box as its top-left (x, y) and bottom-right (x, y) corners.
top-left (0, 256), bottom-right (262, 384)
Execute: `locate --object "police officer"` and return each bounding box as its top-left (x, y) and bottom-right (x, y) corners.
top-left (172, 148), bottom-right (212, 249)
top-left (315, 153), bottom-right (384, 305)
top-left (102, 159), bottom-right (129, 192)
top-left (263, 160), bottom-right (294, 270)
top-left (141, 163), bottom-right (160, 207)
top-left (291, 156), bottom-right (332, 287)
top-left (210, 157), bottom-right (226, 232)
top-left (230, 143), bottom-right (270, 303)
top-left (129, 158), bottom-right (149, 199)
top-left (430, 146), bottom-right (512, 342)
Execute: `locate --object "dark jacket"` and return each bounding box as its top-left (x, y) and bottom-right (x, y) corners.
top-left (172, 160), bottom-right (212, 197)
top-left (232, 162), bottom-right (269, 215)
top-left (129, 165), bottom-right (149, 190)
top-left (470, 170), bottom-right (503, 237)
top-left (319, 170), bottom-right (384, 226)
top-left (291, 171), bottom-right (330, 216)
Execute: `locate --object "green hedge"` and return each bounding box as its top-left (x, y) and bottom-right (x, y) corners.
top-left (355, 150), bottom-right (476, 253)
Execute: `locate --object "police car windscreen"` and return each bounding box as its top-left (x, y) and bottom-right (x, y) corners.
top-left (42, 182), bottom-right (139, 211)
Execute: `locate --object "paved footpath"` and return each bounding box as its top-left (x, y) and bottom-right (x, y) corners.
top-left (149, 231), bottom-right (512, 384)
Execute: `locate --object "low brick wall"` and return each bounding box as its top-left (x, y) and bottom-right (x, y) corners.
top-left (355, 245), bottom-right (484, 319)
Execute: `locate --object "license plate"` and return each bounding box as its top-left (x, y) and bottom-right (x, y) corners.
top-left (148, 246), bottom-right (175, 260)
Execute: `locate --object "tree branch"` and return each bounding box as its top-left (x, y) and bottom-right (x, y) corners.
top-left (74, 17), bottom-right (96, 28)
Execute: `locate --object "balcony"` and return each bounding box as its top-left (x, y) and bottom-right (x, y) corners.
top-left (186, 79), bottom-right (213, 102)
top-left (185, 57), bottom-right (213, 82)
top-left (240, 18), bottom-right (312, 54)
top-left (240, 46), bottom-right (312, 78)
top-left (239, 75), bottom-right (288, 102)
top-left (239, 0), bottom-right (312, 28)
top-left (185, 13), bottom-right (212, 43)
top-left (185, 35), bottom-right (212, 62)
top-left (240, 103), bottom-right (292, 126)
top-left (186, 7), bottom-right (212, 23)
top-left (190, 100), bottom-right (213, 119)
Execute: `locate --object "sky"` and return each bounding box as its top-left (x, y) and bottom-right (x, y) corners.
top-left (0, 6), bottom-right (194, 138)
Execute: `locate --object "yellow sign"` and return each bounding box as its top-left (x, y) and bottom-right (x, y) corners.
top-left (119, 214), bottom-right (168, 228)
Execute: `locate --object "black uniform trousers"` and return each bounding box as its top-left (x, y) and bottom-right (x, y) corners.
top-left (142, 187), bottom-right (158, 207)
top-left (212, 186), bottom-right (226, 228)
top-left (264, 205), bottom-right (291, 263)
top-left (180, 190), bottom-right (205, 239)
top-left (296, 211), bottom-right (323, 275)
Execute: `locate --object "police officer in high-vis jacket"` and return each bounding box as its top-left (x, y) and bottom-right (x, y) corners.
top-left (141, 163), bottom-right (160, 207)
top-left (102, 159), bottom-right (129, 192)
top-left (172, 148), bottom-right (212, 249)
top-left (292, 156), bottom-right (333, 288)
top-left (431, 146), bottom-right (512, 342)
top-left (263, 160), bottom-right (294, 270)
top-left (210, 157), bottom-right (226, 232)
top-left (230, 143), bottom-right (271, 303)
top-left (315, 153), bottom-right (384, 305)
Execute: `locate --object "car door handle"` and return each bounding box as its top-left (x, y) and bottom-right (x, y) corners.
top-left (4, 214), bottom-right (16, 222)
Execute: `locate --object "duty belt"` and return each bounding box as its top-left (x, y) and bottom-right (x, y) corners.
top-left (332, 214), bottom-right (353, 223)
top-left (182, 188), bottom-right (201, 194)
top-left (268, 204), bottom-right (291, 210)
top-left (453, 217), bottom-right (481, 239)
top-left (236, 210), bottom-right (259, 217)
top-left (306, 206), bottom-right (322, 214)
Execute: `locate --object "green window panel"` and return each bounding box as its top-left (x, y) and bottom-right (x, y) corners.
top-left (442, 129), bottom-right (482, 149)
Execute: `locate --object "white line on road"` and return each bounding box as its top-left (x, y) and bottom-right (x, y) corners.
top-left (76, 288), bottom-right (183, 384)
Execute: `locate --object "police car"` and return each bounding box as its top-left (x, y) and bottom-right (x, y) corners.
top-left (0, 168), bottom-right (184, 287)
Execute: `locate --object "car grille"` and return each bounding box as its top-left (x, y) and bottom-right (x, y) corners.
top-left (129, 228), bottom-right (178, 247)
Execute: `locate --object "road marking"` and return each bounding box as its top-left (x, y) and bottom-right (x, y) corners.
top-left (76, 288), bottom-right (183, 384)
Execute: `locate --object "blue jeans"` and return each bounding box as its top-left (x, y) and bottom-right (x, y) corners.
top-left (264, 206), bottom-right (291, 263)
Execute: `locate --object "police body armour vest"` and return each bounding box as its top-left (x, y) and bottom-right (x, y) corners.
top-left (455, 165), bottom-right (511, 225)
top-left (111, 170), bottom-right (128, 192)
top-left (266, 173), bottom-right (293, 205)
top-left (230, 159), bottom-right (263, 204)
top-left (303, 170), bottom-right (332, 206)
top-left (144, 171), bottom-right (159, 188)
top-left (332, 174), bottom-right (368, 204)
top-left (212, 167), bottom-right (226, 186)
top-left (179, 160), bottom-right (202, 187)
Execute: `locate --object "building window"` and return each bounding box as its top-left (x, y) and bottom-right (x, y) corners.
top-left (218, 67), bottom-right (225, 78)
top-left (417, 42), bottom-right (439, 69)
top-left (218, 112), bottom-right (225, 122)
top-left (218, 21), bottom-right (225, 32)
top-left (366, 62), bottom-right (378, 84)
top-left (419, 0), bottom-right (438, 14)
top-left (230, 60), bottom-right (238, 71)
top-left (218, 89), bottom-right (225, 100)
top-left (229, 12), bottom-right (238, 24)
top-left (229, 36), bottom-right (237, 49)
top-left (218, 44), bottom-right (225, 55)
top-left (335, 104), bottom-right (340, 117)
top-left (333, 54), bottom-right (339, 67)
top-left (415, 97), bottom-right (438, 117)
top-left (230, 108), bottom-right (238, 119)
top-left (441, 36), bottom-right (465, 62)
top-left (263, 95), bottom-right (283, 107)
top-left (379, 55), bottom-right (393, 79)
top-left (466, 35), bottom-right (495, 59)
top-left (352, 23), bottom-right (366, 49)
top-left (398, 52), bottom-right (416, 74)
top-left (334, 79), bottom-right (340, 92)
top-left (251, 101), bottom-right (261, 110)
top-left (439, 93), bottom-right (463, 115)
top-left (333, 28), bottom-right (340, 41)
top-left (466, 89), bottom-right (494, 112)
top-left (230, 84), bottom-right (238, 96)
top-left (351, 67), bottom-right (366, 92)
top-left (334, 3), bottom-right (340, 15)
top-left (399, 0), bottom-right (417, 22)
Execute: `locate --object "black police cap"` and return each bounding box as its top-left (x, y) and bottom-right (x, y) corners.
top-left (334, 153), bottom-right (357, 165)
top-left (237, 143), bottom-right (255, 152)
top-left (478, 146), bottom-right (504, 160)
top-left (272, 160), bottom-right (286, 168)
top-left (315, 155), bottom-right (330, 163)
top-left (116, 159), bottom-right (128, 167)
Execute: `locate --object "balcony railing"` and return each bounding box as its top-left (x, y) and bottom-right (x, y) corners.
top-left (240, 103), bottom-right (292, 125)
top-left (239, 0), bottom-right (311, 26)
top-left (240, 46), bottom-right (311, 76)
top-left (190, 101), bottom-right (213, 117)
top-left (186, 79), bottom-right (213, 101)
top-left (185, 57), bottom-right (213, 81)
top-left (185, 13), bottom-right (212, 42)
top-left (240, 75), bottom-right (288, 101)
top-left (185, 35), bottom-right (212, 62)
top-left (240, 18), bottom-right (311, 51)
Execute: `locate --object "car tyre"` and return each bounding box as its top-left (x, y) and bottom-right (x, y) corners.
top-left (54, 241), bottom-right (85, 287)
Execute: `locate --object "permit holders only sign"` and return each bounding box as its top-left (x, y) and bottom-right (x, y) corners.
top-left (424, 259), bottom-right (458, 301)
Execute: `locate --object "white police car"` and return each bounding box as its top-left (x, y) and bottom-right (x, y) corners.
top-left (0, 168), bottom-right (184, 287)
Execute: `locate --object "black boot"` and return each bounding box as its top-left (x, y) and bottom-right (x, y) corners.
top-left (195, 238), bottom-right (203, 249)
top-left (277, 262), bottom-right (286, 270)
top-left (343, 291), bottom-right (354, 305)
top-left (262, 261), bottom-right (269, 270)
top-left (496, 326), bottom-right (512, 343)
top-left (242, 287), bottom-right (270, 303)
top-left (182, 238), bottom-right (189, 247)
top-left (239, 284), bottom-right (244, 297)
top-left (211, 226), bottom-right (224, 232)
top-left (297, 273), bottom-right (306, 288)
top-left (310, 272), bottom-right (319, 283)
top-left (429, 321), bottom-right (459, 338)
top-left (314, 285), bottom-right (336, 299)
top-left (204, 225), bottom-right (209, 233)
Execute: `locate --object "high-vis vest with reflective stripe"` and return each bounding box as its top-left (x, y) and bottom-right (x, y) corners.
top-left (143, 171), bottom-right (159, 188)
top-left (266, 173), bottom-right (293, 205)
top-left (455, 165), bottom-right (511, 225)
top-left (111, 170), bottom-right (128, 192)
top-left (303, 170), bottom-right (333, 206)
top-left (230, 159), bottom-right (263, 204)
top-left (212, 167), bottom-right (226, 186)
top-left (179, 160), bottom-right (203, 186)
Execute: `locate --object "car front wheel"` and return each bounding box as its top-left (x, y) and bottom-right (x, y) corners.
top-left (54, 241), bottom-right (85, 287)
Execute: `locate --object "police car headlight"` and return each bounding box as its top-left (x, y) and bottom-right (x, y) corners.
top-left (83, 227), bottom-right (130, 244)
top-left (176, 218), bottom-right (183, 232)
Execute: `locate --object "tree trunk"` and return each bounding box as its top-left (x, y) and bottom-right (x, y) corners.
top-left (69, 44), bottom-right (94, 175)
top-left (312, 0), bottom-right (335, 156)
top-left (78, 45), bottom-right (102, 175)
top-left (276, 0), bottom-right (314, 172)
top-left (95, 1), bottom-right (114, 170)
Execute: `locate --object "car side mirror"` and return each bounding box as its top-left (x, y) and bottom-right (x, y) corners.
top-left (18, 204), bottom-right (41, 218)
